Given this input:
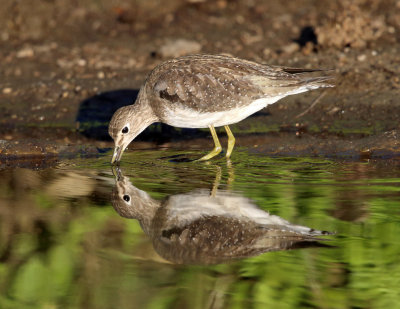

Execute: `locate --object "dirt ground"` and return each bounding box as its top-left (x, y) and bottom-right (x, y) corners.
top-left (1, 0), bottom-right (400, 162)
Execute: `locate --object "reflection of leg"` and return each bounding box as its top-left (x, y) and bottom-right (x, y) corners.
top-left (224, 125), bottom-right (235, 159)
top-left (207, 275), bottom-right (235, 309)
top-left (210, 165), bottom-right (222, 197)
top-left (197, 125), bottom-right (222, 161)
top-left (226, 159), bottom-right (235, 190)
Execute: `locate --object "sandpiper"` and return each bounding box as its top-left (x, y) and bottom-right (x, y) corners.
top-left (109, 54), bottom-right (333, 163)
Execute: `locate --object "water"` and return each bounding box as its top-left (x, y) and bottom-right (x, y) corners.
top-left (1, 148), bottom-right (400, 309)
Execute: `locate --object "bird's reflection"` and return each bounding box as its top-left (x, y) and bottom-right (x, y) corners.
top-left (111, 168), bottom-right (332, 265)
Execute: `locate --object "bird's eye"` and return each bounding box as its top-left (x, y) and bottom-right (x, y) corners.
top-left (123, 195), bottom-right (130, 202)
top-left (122, 127), bottom-right (129, 134)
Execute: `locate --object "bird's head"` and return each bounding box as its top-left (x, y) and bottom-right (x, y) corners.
top-left (108, 105), bottom-right (140, 164)
top-left (109, 97), bottom-right (158, 164)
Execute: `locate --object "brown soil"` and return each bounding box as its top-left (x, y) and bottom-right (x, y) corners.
top-left (1, 0), bottom-right (400, 161)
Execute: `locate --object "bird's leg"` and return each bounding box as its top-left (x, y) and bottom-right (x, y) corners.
top-left (224, 125), bottom-right (235, 159)
top-left (197, 125), bottom-right (222, 161)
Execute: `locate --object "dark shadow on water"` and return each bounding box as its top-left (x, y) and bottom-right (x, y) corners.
top-left (76, 89), bottom-right (208, 143)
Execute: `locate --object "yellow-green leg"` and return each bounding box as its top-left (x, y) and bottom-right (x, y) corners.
top-left (197, 125), bottom-right (222, 161)
top-left (224, 125), bottom-right (235, 159)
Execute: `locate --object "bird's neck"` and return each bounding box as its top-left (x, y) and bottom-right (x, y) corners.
top-left (130, 91), bottom-right (159, 134)
top-left (136, 198), bottom-right (161, 236)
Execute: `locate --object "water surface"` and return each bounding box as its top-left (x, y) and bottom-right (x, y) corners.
top-left (1, 148), bottom-right (400, 308)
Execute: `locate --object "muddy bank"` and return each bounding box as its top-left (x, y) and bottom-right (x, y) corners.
top-left (1, 0), bottom-right (400, 161)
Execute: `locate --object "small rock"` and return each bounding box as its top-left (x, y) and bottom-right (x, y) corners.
top-left (92, 21), bottom-right (101, 30)
top-left (57, 59), bottom-right (70, 68)
top-left (302, 41), bottom-right (314, 55)
top-left (241, 31), bottom-right (263, 45)
top-left (328, 106), bottom-right (341, 115)
top-left (236, 15), bottom-right (245, 24)
top-left (159, 39), bottom-right (202, 58)
top-left (357, 54), bottom-right (367, 62)
top-left (262, 48), bottom-right (275, 58)
top-left (1, 31), bottom-right (9, 41)
top-left (2, 87), bottom-right (12, 94)
top-left (78, 59), bottom-right (87, 66)
top-left (16, 47), bottom-right (34, 58)
top-left (282, 42), bottom-right (299, 54)
top-left (97, 71), bottom-right (105, 79)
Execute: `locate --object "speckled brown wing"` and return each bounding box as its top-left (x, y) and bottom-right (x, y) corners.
top-left (146, 54), bottom-right (330, 114)
top-left (147, 58), bottom-right (260, 113)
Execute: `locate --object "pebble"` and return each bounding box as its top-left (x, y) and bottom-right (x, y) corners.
top-left (236, 15), bottom-right (245, 24)
top-left (1, 32), bottom-right (9, 41)
top-left (16, 47), bottom-right (34, 58)
top-left (159, 39), bottom-right (202, 58)
top-left (78, 59), bottom-right (87, 66)
top-left (263, 48), bottom-right (272, 57)
top-left (282, 42), bottom-right (299, 54)
top-left (2, 87), bottom-right (12, 94)
top-left (357, 54), bottom-right (367, 62)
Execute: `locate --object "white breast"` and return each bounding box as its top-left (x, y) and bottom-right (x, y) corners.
top-left (162, 83), bottom-right (317, 128)
top-left (162, 97), bottom-right (280, 128)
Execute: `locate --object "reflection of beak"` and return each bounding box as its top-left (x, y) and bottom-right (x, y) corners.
top-left (111, 146), bottom-right (123, 164)
top-left (111, 165), bottom-right (122, 180)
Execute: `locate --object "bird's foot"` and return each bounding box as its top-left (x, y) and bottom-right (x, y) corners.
top-left (196, 146), bottom-right (222, 161)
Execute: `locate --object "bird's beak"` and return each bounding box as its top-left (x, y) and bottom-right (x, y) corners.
top-left (111, 146), bottom-right (123, 164)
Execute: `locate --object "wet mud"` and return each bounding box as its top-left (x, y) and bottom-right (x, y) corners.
top-left (1, 0), bottom-right (400, 163)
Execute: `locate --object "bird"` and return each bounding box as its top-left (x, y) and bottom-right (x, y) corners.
top-left (108, 54), bottom-right (333, 163)
top-left (111, 168), bottom-right (332, 264)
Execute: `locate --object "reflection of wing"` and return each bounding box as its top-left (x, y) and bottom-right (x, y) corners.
top-left (162, 189), bottom-right (328, 236)
top-left (147, 54), bottom-right (332, 113)
top-left (150, 189), bottom-right (332, 264)
top-left (154, 215), bottom-right (330, 265)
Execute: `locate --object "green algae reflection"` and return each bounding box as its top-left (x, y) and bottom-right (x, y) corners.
top-left (1, 150), bottom-right (400, 308)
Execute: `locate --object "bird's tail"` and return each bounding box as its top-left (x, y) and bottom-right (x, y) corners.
top-left (259, 223), bottom-right (334, 239)
top-left (300, 75), bottom-right (335, 89)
